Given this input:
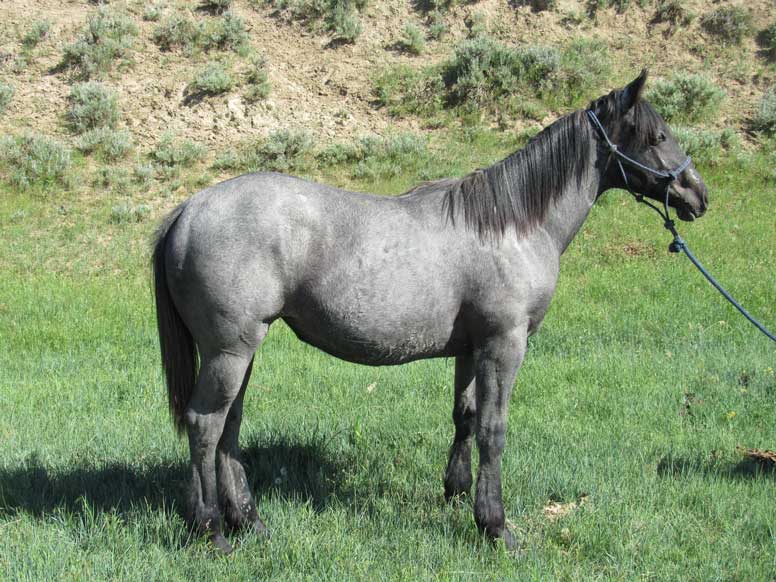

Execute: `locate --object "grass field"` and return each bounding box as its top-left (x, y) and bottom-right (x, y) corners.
top-left (0, 134), bottom-right (774, 580)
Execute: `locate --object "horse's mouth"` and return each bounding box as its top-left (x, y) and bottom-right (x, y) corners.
top-left (676, 204), bottom-right (696, 222)
top-left (669, 185), bottom-right (706, 222)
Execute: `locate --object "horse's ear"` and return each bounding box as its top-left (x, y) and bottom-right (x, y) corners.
top-left (618, 68), bottom-right (648, 112)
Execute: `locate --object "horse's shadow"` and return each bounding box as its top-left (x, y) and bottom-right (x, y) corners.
top-left (656, 453), bottom-right (776, 481)
top-left (0, 437), bottom-right (352, 546)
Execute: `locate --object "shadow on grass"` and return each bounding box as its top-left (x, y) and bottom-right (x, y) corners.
top-left (656, 454), bottom-right (776, 481)
top-left (0, 435), bottom-right (354, 544)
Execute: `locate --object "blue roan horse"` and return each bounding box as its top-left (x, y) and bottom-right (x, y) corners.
top-left (152, 71), bottom-right (708, 553)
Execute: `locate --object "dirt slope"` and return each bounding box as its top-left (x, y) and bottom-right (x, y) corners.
top-left (0, 0), bottom-right (773, 152)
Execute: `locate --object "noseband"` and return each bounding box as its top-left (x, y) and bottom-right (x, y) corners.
top-left (586, 109), bottom-right (691, 222)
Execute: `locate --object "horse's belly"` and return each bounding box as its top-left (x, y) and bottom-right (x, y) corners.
top-left (281, 304), bottom-right (467, 366)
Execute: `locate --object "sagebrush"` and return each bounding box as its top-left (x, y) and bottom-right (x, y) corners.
top-left (0, 134), bottom-right (72, 190)
top-left (647, 73), bottom-right (725, 123)
top-left (700, 6), bottom-right (753, 45)
top-left (60, 7), bottom-right (137, 79)
top-left (67, 82), bottom-right (120, 133)
top-left (753, 86), bottom-right (776, 134)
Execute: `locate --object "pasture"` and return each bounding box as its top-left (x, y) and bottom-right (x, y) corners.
top-left (0, 133), bottom-right (774, 580)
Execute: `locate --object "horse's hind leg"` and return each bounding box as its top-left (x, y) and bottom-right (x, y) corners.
top-left (444, 353), bottom-right (476, 500)
top-left (217, 355), bottom-right (268, 536)
top-left (185, 348), bottom-right (255, 554)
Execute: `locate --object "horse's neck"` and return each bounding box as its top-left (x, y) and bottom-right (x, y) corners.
top-left (538, 148), bottom-right (601, 255)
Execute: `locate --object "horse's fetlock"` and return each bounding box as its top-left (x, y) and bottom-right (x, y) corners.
top-left (475, 503), bottom-right (505, 537)
top-left (190, 504), bottom-right (222, 534)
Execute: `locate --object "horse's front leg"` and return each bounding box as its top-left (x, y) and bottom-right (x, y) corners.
top-left (473, 327), bottom-right (526, 549)
top-left (444, 353), bottom-right (476, 500)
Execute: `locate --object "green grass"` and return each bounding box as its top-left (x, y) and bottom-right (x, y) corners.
top-left (0, 134), bottom-right (774, 580)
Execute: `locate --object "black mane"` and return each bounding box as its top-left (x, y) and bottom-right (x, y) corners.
top-left (442, 110), bottom-right (592, 241)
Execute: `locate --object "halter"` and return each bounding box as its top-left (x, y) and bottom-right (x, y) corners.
top-left (586, 109), bottom-right (692, 229)
top-left (585, 109), bottom-right (776, 344)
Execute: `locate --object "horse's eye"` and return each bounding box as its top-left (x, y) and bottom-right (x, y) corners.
top-left (649, 131), bottom-right (666, 146)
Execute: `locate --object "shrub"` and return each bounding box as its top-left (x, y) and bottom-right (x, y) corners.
top-left (317, 133), bottom-right (428, 179)
top-left (587, 0), bottom-right (641, 17)
top-left (93, 166), bottom-right (134, 195)
top-left (646, 73), bottom-right (725, 123)
top-left (201, 0), bottom-right (232, 14)
top-left (700, 6), bottom-right (753, 45)
top-left (133, 163), bottom-right (155, 185)
top-left (399, 23), bottom-right (425, 55)
top-left (151, 132), bottom-right (207, 168)
top-left (244, 56), bottom-right (271, 103)
top-left (67, 81), bottom-right (120, 133)
top-left (60, 7), bottom-right (137, 79)
top-left (154, 10), bottom-right (248, 53)
top-left (214, 131), bottom-right (315, 173)
top-left (22, 20), bottom-right (51, 47)
top-left (201, 11), bottom-right (249, 51)
top-left (212, 148), bottom-right (241, 170)
top-left (0, 82), bottom-right (14, 114)
top-left (760, 22), bottom-right (776, 59)
top-left (187, 61), bottom-right (234, 97)
top-left (753, 86), bottom-right (776, 134)
top-left (554, 38), bottom-right (610, 105)
top-left (652, 0), bottom-right (693, 28)
top-left (0, 134), bottom-right (72, 190)
top-left (110, 203), bottom-right (151, 224)
top-left (242, 130), bottom-right (314, 172)
top-left (427, 10), bottom-right (447, 40)
top-left (513, 0), bottom-right (558, 12)
top-left (143, 4), bottom-right (165, 22)
top-left (442, 36), bottom-right (526, 106)
top-left (442, 36), bottom-right (608, 108)
top-left (351, 133), bottom-right (428, 180)
top-left (673, 127), bottom-right (738, 167)
top-left (465, 11), bottom-right (488, 38)
top-left (328, 3), bottom-right (362, 42)
top-left (74, 127), bottom-right (133, 160)
top-left (266, 0), bottom-right (366, 44)
top-left (372, 65), bottom-right (444, 116)
top-left (152, 13), bottom-right (201, 51)
top-left (376, 36), bottom-right (609, 118)
top-left (318, 133), bottom-right (425, 167)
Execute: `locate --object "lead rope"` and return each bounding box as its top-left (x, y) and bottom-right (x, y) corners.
top-left (586, 110), bottom-right (776, 344)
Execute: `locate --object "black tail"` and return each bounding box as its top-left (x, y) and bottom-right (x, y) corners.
top-left (152, 204), bottom-right (197, 435)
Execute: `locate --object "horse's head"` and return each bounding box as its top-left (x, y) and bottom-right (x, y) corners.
top-left (589, 70), bottom-right (708, 221)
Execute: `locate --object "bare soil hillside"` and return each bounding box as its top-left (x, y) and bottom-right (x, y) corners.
top-left (0, 0), bottom-right (774, 154)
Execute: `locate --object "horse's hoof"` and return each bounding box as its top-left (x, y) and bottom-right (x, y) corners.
top-left (501, 528), bottom-right (517, 551)
top-left (252, 518), bottom-right (271, 539)
top-left (209, 532), bottom-right (234, 555)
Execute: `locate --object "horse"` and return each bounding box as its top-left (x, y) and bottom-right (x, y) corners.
top-left (152, 70), bottom-right (708, 553)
